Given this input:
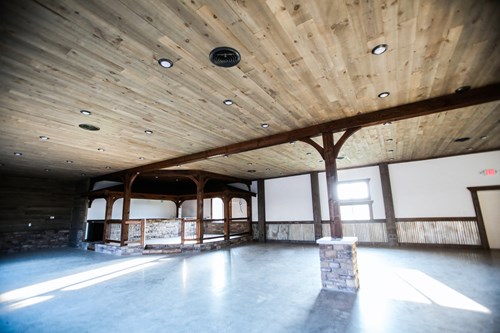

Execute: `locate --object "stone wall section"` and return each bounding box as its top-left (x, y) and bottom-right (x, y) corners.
top-left (0, 230), bottom-right (69, 254)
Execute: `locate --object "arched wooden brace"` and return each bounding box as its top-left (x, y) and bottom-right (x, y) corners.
top-left (120, 172), bottom-right (139, 246)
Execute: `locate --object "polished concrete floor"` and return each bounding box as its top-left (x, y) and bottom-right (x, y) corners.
top-left (0, 243), bottom-right (499, 333)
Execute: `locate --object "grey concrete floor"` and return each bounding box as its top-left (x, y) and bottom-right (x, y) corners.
top-left (0, 243), bottom-right (499, 333)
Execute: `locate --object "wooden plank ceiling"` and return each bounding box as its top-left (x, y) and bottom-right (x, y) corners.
top-left (0, 0), bottom-right (499, 180)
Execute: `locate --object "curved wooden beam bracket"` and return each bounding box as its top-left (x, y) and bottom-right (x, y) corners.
top-left (299, 137), bottom-right (325, 159)
top-left (333, 127), bottom-right (362, 158)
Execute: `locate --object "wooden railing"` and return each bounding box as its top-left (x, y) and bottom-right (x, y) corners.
top-left (103, 219), bottom-right (145, 246)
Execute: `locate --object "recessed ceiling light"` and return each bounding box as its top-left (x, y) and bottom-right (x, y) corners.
top-left (371, 44), bottom-right (388, 55)
top-left (176, 165), bottom-right (181, 168)
top-left (79, 124), bottom-right (100, 131)
top-left (223, 154), bottom-right (228, 158)
top-left (290, 141), bottom-right (295, 145)
top-left (66, 160), bottom-right (74, 164)
top-left (454, 137), bottom-right (470, 143)
top-left (467, 147), bottom-right (473, 151)
top-left (378, 91), bottom-right (390, 98)
top-left (97, 148), bottom-right (105, 152)
top-left (139, 156), bottom-right (145, 160)
top-left (105, 166), bottom-right (111, 169)
top-left (14, 152), bottom-right (23, 156)
top-left (80, 173), bottom-right (86, 176)
top-left (383, 122), bottom-right (392, 126)
top-left (247, 169), bottom-right (256, 173)
top-left (44, 169), bottom-right (50, 172)
top-left (223, 99), bottom-right (234, 105)
top-left (144, 130), bottom-right (153, 135)
top-left (158, 58), bottom-right (173, 68)
top-left (388, 149), bottom-right (394, 152)
top-left (455, 85), bottom-right (471, 93)
top-left (155, 175), bottom-right (159, 179)
top-left (39, 136), bottom-right (50, 141)
top-left (261, 123), bottom-right (269, 128)
top-left (480, 136), bottom-right (488, 140)
top-left (80, 110), bottom-right (92, 116)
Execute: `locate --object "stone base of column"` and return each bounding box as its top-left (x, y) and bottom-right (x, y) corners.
top-left (317, 237), bottom-right (359, 293)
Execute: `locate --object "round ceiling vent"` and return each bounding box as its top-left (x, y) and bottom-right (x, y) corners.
top-left (209, 47), bottom-right (241, 67)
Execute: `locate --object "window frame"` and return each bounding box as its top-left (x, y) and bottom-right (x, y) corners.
top-left (337, 179), bottom-right (374, 221)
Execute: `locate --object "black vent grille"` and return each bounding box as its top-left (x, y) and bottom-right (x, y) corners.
top-left (209, 47), bottom-right (241, 67)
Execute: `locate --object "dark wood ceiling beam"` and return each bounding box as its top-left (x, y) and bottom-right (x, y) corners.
top-left (95, 83), bottom-right (500, 181)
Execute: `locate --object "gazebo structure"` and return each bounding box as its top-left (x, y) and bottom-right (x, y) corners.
top-left (86, 170), bottom-right (255, 253)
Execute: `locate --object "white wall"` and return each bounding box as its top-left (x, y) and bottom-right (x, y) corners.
top-left (87, 198), bottom-right (106, 220)
top-left (390, 151), bottom-right (500, 217)
top-left (265, 174), bottom-right (313, 221)
top-left (181, 199), bottom-right (211, 218)
top-left (109, 199), bottom-right (177, 219)
top-left (318, 166), bottom-right (385, 220)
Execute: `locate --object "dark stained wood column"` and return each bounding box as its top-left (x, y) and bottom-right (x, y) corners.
top-left (103, 196), bottom-right (115, 242)
top-left (310, 172), bottom-right (323, 240)
top-left (323, 132), bottom-right (342, 239)
top-left (322, 128), bottom-right (361, 239)
top-left (379, 163), bottom-right (398, 246)
top-left (195, 176), bottom-right (207, 244)
top-left (257, 179), bottom-right (266, 242)
top-left (224, 195), bottom-right (231, 240)
top-left (121, 173), bottom-right (138, 246)
top-left (246, 197), bottom-right (252, 238)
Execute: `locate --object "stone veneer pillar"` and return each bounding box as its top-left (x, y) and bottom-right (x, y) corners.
top-left (317, 237), bottom-right (359, 293)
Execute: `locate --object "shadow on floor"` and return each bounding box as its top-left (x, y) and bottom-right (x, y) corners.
top-left (302, 289), bottom-right (357, 333)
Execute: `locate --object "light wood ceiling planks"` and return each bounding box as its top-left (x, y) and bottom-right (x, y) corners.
top-left (0, 0), bottom-right (499, 180)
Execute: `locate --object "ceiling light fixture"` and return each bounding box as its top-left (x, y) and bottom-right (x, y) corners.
top-left (79, 124), bottom-right (100, 131)
top-left (80, 110), bottom-right (92, 116)
top-left (383, 122), bottom-right (392, 126)
top-left (39, 136), bottom-right (50, 141)
top-left (223, 99), bottom-right (234, 105)
top-left (105, 166), bottom-right (111, 169)
top-left (247, 162), bottom-right (253, 166)
top-left (158, 58), bottom-right (173, 68)
top-left (247, 169), bottom-right (256, 173)
top-left (480, 136), bottom-right (488, 140)
top-left (455, 86), bottom-right (471, 93)
top-left (144, 130), bottom-right (153, 135)
top-left (139, 157), bottom-right (145, 160)
top-left (261, 123), bottom-right (269, 128)
top-left (378, 91), bottom-right (390, 98)
top-left (97, 148), bottom-right (105, 152)
top-left (223, 154), bottom-right (228, 158)
top-left (44, 169), bottom-right (50, 172)
top-left (81, 173), bottom-right (86, 177)
top-left (371, 44), bottom-right (388, 55)
top-left (386, 138), bottom-right (393, 142)
top-left (14, 152), bottom-right (23, 156)
top-left (66, 160), bottom-right (74, 164)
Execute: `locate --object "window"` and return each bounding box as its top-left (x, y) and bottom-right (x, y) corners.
top-left (337, 179), bottom-right (373, 221)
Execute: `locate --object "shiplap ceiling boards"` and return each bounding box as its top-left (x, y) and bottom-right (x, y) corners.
top-left (0, 0), bottom-right (499, 180)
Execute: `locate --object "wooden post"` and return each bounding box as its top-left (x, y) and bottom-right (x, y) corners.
top-left (257, 179), bottom-right (266, 242)
top-left (246, 197), bottom-right (252, 238)
top-left (323, 132), bottom-right (342, 239)
top-left (195, 176), bottom-right (206, 244)
top-left (310, 172), bottom-right (323, 240)
top-left (322, 128), bottom-right (361, 239)
top-left (103, 196), bottom-right (114, 242)
top-left (140, 218), bottom-right (146, 247)
top-left (121, 173), bottom-right (138, 246)
top-left (379, 163), bottom-right (399, 246)
top-left (224, 195), bottom-right (231, 240)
